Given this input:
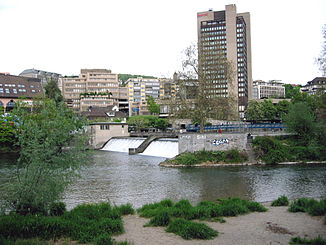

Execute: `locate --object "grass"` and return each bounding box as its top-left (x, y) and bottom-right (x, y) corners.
top-left (271, 195), bottom-right (289, 206)
top-left (290, 236), bottom-right (326, 244)
top-left (288, 197), bottom-right (326, 216)
top-left (138, 197), bottom-right (267, 240)
top-left (166, 149), bottom-right (249, 166)
top-left (0, 202), bottom-right (135, 245)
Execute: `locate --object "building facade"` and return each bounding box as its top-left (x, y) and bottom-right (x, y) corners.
top-left (127, 77), bottom-right (161, 116)
top-left (20, 68), bottom-right (62, 88)
top-left (301, 77), bottom-right (326, 95)
top-left (0, 74), bottom-right (43, 111)
top-left (197, 4), bottom-right (252, 119)
top-left (62, 69), bottom-right (120, 111)
top-left (252, 80), bottom-right (285, 99)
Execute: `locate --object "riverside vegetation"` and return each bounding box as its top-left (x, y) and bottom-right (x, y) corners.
top-left (1, 197), bottom-right (326, 244)
top-left (161, 149), bottom-right (249, 166)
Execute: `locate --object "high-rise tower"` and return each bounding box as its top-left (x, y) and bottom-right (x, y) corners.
top-left (197, 4), bottom-right (252, 118)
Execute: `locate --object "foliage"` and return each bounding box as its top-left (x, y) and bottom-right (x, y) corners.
top-left (245, 100), bottom-right (264, 121)
top-left (144, 210), bottom-right (170, 227)
top-left (271, 196), bottom-right (289, 206)
top-left (166, 218), bottom-right (218, 240)
top-left (290, 235), bottom-right (326, 245)
top-left (284, 84), bottom-right (301, 99)
top-left (44, 79), bottom-right (63, 105)
top-left (146, 96), bottom-right (160, 115)
top-left (127, 115), bottom-right (168, 131)
top-left (168, 149), bottom-right (248, 166)
top-left (118, 74), bottom-right (156, 86)
top-left (0, 112), bottom-right (18, 153)
top-left (171, 44), bottom-right (237, 133)
top-left (316, 24), bottom-right (326, 76)
top-left (288, 198), bottom-right (326, 216)
top-left (2, 99), bottom-right (91, 215)
top-left (0, 202), bottom-right (133, 244)
top-left (49, 202), bottom-right (66, 216)
top-left (261, 99), bottom-right (277, 121)
top-left (276, 100), bottom-right (291, 120)
top-left (284, 102), bottom-right (317, 144)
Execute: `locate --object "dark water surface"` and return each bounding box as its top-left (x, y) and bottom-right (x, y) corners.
top-left (1, 151), bottom-right (326, 209)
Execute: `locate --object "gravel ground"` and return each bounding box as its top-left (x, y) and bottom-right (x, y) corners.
top-left (113, 202), bottom-right (326, 245)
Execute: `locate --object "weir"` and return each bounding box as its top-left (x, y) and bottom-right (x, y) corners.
top-left (101, 137), bottom-right (179, 158)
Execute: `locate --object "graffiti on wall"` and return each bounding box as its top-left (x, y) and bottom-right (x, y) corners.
top-left (212, 138), bottom-right (231, 146)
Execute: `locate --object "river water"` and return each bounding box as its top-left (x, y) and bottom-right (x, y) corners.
top-left (1, 151), bottom-right (326, 210)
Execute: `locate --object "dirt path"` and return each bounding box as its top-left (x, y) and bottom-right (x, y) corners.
top-left (113, 203), bottom-right (326, 245)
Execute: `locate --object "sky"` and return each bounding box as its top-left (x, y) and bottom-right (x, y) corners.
top-left (0, 0), bottom-right (325, 85)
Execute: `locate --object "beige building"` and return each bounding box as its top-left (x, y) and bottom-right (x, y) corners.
top-left (197, 4), bottom-right (252, 119)
top-left (62, 69), bottom-right (120, 111)
top-left (252, 80), bottom-right (285, 99)
top-left (301, 77), bottom-right (326, 95)
top-left (87, 122), bottom-right (129, 149)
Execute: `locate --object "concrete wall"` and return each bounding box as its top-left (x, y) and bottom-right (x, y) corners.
top-left (178, 133), bottom-right (248, 153)
top-left (88, 122), bottom-right (129, 149)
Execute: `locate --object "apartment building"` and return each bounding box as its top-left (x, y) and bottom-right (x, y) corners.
top-left (197, 4), bottom-right (252, 119)
top-left (127, 77), bottom-right (160, 116)
top-left (252, 80), bottom-right (285, 99)
top-left (301, 77), bottom-right (326, 95)
top-left (62, 69), bottom-right (119, 111)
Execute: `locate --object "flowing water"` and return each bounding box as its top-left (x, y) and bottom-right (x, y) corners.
top-left (1, 151), bottom-right (326, 210)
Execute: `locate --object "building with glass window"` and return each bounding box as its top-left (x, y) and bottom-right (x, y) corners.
top-left (301, 77), bottom-right (326, 95)
top-left (252, 80), bottom-right (285, 99)
top-left (197, 4), bottom-right (252, 119)
top-left (0, 74), bottom-right (43, 111)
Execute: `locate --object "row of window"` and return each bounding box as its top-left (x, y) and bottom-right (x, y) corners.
top-left (201, 26), bottom-right (226, 32)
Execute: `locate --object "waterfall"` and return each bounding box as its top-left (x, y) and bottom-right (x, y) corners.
top-left (101, 138), bottom-right (179, 158)
top-left (101, 138), bottom-right (145, 153)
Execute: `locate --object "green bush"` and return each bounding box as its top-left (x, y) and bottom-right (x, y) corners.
top-left (49, 202), bottom-right (66, 216)
top-left (95, 233), bottom-right (114, 245)
top-left (114, 203), bottom-right (135, 216)
top-left (271, 196), bottom-right (289, 206)
top-left (290, 236), bottom-right (326, 244)
top-left (288, 197), bottom-right (326, 216)
top-left (145, 210), bottom-right (170, 227)
top-left (166, 218), bottom-right (218, 240)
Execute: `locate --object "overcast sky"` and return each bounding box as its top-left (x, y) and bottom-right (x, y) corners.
top-left (0, 0), bottom-right (325, 85)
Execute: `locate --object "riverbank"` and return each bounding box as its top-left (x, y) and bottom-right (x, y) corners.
top-left (113, 202), bottom-right (326, 245)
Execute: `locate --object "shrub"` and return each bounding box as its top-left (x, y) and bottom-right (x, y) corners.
top-left (95, 233), bottom-right (114, 245)
top-left (271, 196), bottom-right (289, 206)
top-left (49, 202), bottom-right (66, 216)
top-left (288, 198), bottom-right (318, 213)
top-left (166, 218), bottom-right (218, 240)
top-left (145, 210), bottom-right (170, 227)
top-left (114, 203), bottom-right (135, 216)
top-left (290, 236), bottom-right (326, 244)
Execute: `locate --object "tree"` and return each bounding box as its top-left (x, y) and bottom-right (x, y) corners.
top-left (283, 102), bottom-right (317, 144)
top-left (44, 79), bottom-right (63, 105)
top-left (316, 24), bottom-right (326, 76)
top-left (147, 96), bottom-right (160, 115)
top-left (284, 84), bottom-right (301, 99)
top-left (244, 100), bottom-right (264, 121)
top-left (3, 99), bottom-right (90, 215)
top-left (261, 99), bottom-right (277, 121)
top-left (276, 100), bottom-right (291, 121)
top-left (171, 44), bottom-right (237, 133)
top-left (0, 112), bottom-right (18, 152)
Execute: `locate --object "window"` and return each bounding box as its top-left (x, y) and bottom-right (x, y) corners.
top-left (100, 125), bottom-right (110, 130)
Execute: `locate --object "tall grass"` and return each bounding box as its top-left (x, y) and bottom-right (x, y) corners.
top-left (271, 196), bottom-right (289, 206)
top-left (0, 202), bottom-right (135, 244)
top-left (288, 197), bottom-right (326, 216)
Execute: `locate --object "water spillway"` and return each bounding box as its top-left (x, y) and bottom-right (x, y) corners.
top-left (101, 137), bottom-right (179, 158)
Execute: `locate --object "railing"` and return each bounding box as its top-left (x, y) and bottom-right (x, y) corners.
top-left (186, 123), bottom-right (285, 132)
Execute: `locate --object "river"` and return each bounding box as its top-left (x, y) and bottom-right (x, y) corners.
top-left (1, 151), bottom-right (326, 210)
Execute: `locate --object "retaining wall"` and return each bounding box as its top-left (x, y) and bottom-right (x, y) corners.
top-left (178, 133), bottom-right (248, 153)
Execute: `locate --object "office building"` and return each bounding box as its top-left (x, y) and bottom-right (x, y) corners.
top-left (197, 4), bottom-right (252, 118)
top-left (252, 80), bottom-right (285, 99)
top-left (20, 68), bottom-right (62, 88)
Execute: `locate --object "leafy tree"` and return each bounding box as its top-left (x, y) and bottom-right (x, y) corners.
top-left (0, 112), bottom-right (18, 152)
top-left (283, 102), bottom-right (317, 144)
top-left (261, 99), bottom-right (277, 121)
top-left (171, 44), bottom-right (237, 133)
top-left (3, 99), bottom-right (90, 215)
top-left (154, 118), bottom-right (168, 130)
top-left (44, 79), bottom-right (63, 105)
top-left (276, 100), bottom-right (291, 120)
top-left (147, 96), bottom-right (160, 115)
top-left (244, 100), bottom-right (264, 121)
top-left (316, 24), bottom-right (326, 76)
top-left (284, 84), bottom-right (301, 99)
